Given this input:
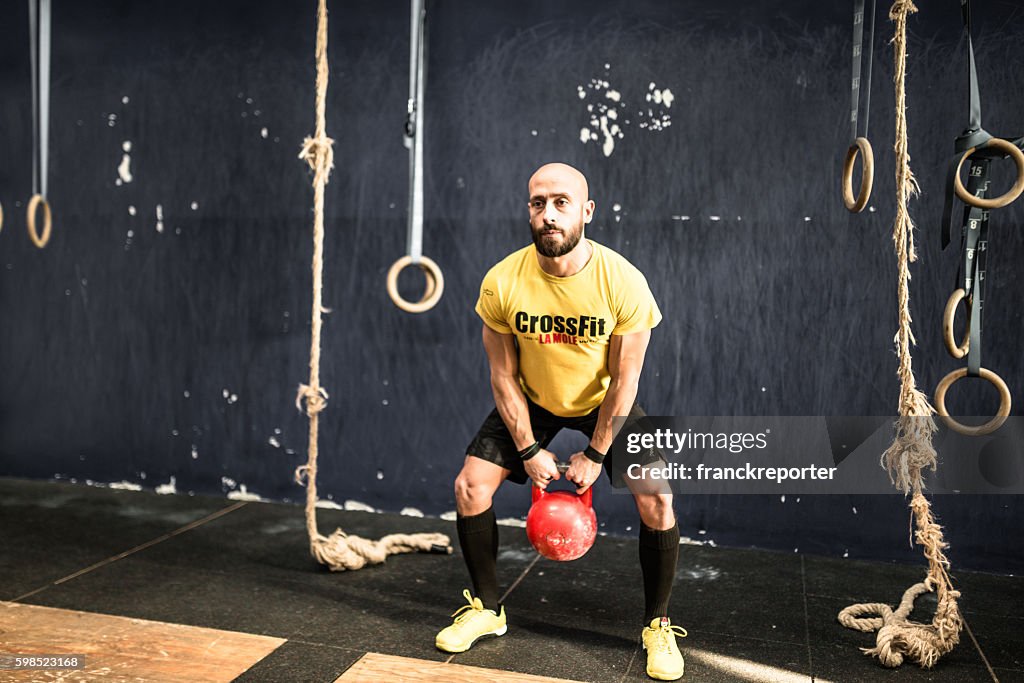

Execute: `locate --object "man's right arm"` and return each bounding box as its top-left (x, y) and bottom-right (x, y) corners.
top-left (481, 323), bottom-right (560, 487)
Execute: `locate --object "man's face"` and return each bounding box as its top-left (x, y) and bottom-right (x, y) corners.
top-left (527, 164), bottom-right (594, 258)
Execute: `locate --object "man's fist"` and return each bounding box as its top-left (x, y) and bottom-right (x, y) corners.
top-left (524, 449), bottom-right (560, 489)
top-left (566, 451), bottom-right (603, 494)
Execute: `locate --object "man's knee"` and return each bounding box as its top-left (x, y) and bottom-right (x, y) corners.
top-left (635, 493), bottom-right (675, 529)
top-left (455, 457), bottom-right (501, 513)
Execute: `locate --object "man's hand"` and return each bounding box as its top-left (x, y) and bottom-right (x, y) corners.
top-left (566, 451), bottom-right (603, 495)
top-left (524, 449), bottom-right (561, 489)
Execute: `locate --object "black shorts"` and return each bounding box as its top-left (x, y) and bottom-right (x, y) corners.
top-left (465, 398), bottom-right (665, 488)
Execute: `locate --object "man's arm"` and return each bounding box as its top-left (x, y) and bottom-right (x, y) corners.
top-left (481, 324), bottom-right (561, 487)
top-left (566, 329), bottom-right (651, 493)
top-left (481, 323), bottom-right (534, 451)
top-left (591, 329), bottom-right (651, 453)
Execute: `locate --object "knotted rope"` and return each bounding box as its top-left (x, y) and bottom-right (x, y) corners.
top-left (294, 0), bottom-right (450, 571)
top-left (838, 1), bottom-right (962, 667)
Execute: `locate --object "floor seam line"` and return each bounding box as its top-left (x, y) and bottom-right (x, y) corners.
top-left (9, 501), bottom-right (249, 602)
top-left (801, 554), bottom-right (815, 682)
top-left (962, 614), bottom-right (1000, 683)
top-left (446, 555), bottom-right (540, 666)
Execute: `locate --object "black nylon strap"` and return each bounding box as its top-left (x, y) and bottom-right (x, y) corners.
top-left (955, 158), bottom-right (989, 378)
top-left (848, 0), bottom-right (876, 142)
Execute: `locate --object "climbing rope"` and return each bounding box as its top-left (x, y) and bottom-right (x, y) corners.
top-left (27, 0), bottom-right (53, 248)
top-left (386, 0), bottom-right (444, 314)
top-left (838, 1), bottom-right (962, 668)
top-left (293, 0), bottom-right (451, 571)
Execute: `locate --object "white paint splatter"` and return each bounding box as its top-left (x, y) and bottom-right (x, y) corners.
top-left (497, 517), bottom-right (526, 528)
top-left (605, 89), bottom-right (621, 102)
top-left (400, 507), bottom-right (424, 517)
top-left (222, 476), bottom-right (236, 489)
top-left (122, 96), bottom-right (130, 104)
top-left (190, 201), bottom-right (199, 211)
top-left (671, 215), bottom-right (690, 221)
top-left (268, 436), bottom-right (281, 448)
top-left (228, 484), bottom-right (268, 502)
top-left (128, 206), bottom-right (136, 216)
top-left (710, 215), bottom-right (721, 221)
top-left (260, 127), bottom-right (268, 139)
top-left (599, 115), bottom-right (615, 157)
top-left (344, 500), bottom-right (378, 513)
top-left (315, 500), bottom-right (344, 510)
top-left (781, 495), bottom-right (786, 503)
top-left (108, 481), bottom-right (143, 491)
top-left (612, 203), bottom-right (621, 212)
top-left (440, 510), bottom-right (458, 521)
top-left (155, 476), bottom-right (177, 495)
top-left (117, 148), bottom-right (133, 183)
top-left (155, 204), bottom-right (164, 234)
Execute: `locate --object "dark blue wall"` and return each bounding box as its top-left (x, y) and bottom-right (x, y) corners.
top-left (2, 1), bottom-right (1023, 573)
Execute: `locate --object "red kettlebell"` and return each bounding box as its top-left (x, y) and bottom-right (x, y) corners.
top-left (526, 462), bottom-right (598, 561)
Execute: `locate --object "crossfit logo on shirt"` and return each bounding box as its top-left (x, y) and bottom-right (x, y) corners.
top-left (513, 311), bottom-right (607, 345)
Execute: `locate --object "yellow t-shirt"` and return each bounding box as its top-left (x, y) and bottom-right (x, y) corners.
top-left (475, 240), bottom-right (662, 417)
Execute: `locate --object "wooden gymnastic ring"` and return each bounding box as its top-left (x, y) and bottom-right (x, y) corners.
top-left (27, 194), bottom-right (52, 248)
top-left (954, 137), bottom-right (1024, 209)
top-left (842, 137), bottom-right (874, 213)
top-left (386, 255), bottom-right (444, 313)
top-left (942, 288), bottom-right (971, 359)
top-left (934, 367), bottom-right (1011, 437)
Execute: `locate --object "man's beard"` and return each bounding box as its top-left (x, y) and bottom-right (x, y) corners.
top-left (531, 222), bottom-right (583, 258)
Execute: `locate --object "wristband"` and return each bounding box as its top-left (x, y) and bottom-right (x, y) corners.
top-left (518, 441), bottom-right (541, 461)
top-left (583, 445), bottom-right (606, 464)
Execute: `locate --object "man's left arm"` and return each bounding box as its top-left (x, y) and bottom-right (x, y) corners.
top-left (567, 329), bottom-right (651, 493)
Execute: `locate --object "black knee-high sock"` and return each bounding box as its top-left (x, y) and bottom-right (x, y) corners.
top-left (640, 522), bottom-right (679, 625)
top-left (457, 506), bottom-right (500, 611)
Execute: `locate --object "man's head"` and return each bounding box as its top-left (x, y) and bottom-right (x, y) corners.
top-left (527, 162), bottom-right (595, 258)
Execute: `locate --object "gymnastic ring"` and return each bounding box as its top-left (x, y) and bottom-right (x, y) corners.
top-left (842, 137), bottom-right (874, 213)
top-left (954, 137), bottom-right (1024, 209)
top-left (27, 194), bottom-right (53, 248)
top-left (934, 367), bottom-right (1011, 437)
top-left (386, 255), bottom-right (444, 313)
top-left (941, 288), bottom-right (971, 359)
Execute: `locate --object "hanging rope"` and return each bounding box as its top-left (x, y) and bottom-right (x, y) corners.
top-left (294, 0), bottom-right (451, 571)
top-left (838, 0), bottom-right (962, 667)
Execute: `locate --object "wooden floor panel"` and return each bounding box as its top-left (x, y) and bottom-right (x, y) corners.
top-left (0, 601), bottom-right (285, 682)
top-left (335, 652), bottom-right (586, 683)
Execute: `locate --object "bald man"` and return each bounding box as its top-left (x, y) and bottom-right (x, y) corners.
top-left (435, 163), bottom-right (686, 680)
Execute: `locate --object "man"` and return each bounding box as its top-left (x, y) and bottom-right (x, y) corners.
top-left (434, 162), bottom-right (686, 681)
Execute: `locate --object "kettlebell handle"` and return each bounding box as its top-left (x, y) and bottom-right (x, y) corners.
top-left (531, 461), bottom-right (594, 508)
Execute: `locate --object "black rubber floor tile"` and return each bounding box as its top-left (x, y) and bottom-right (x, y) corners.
top-left (231, 640), bottom-right (363, 683)
top-left (0, 477), bottom-right (233, 600)
top-left (650, 631), bottom-right (810, 683)
top-left (449, 611), bottom-right (638, 683)
top-left (953, 570), bottom-right (1024, 619)
top-left (810, 642), bottom-right (995, 682)
top-left (806, 595), bottom-right (993, 680)
top-left (963, 611), bottom-right (1024, 672)
top-left (802, 553), bottom-right (936, 604)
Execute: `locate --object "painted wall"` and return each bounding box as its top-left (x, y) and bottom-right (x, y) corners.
top-left (2, 1), bottom-right (1023, 572)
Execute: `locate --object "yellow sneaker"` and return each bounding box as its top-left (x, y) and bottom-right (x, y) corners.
top-left (642, 617), bottom-right (687, 680)
top-left (435, 589), bottom-right (507, 653)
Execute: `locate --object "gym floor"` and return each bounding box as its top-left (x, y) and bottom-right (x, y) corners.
top-left (1, 477), bottom-right (1020, 682)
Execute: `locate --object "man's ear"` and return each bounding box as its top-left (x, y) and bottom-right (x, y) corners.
top-left (583, 199), bottom-right (596, 224)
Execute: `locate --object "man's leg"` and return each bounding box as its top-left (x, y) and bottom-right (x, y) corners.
top-left (633, 492), bottom-right (679, 624)
top-left (454, 455), bottom-right (510, 611)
